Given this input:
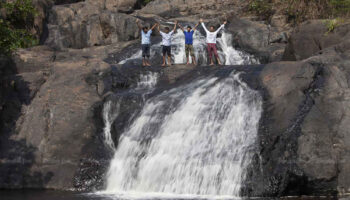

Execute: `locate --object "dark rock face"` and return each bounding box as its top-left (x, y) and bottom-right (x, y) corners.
top-left (226, 16), bottom-right (287, 63)
top-left (139, 0), bottom-right (244, 18)
top-left (0, 43), bottom-right (132, 190)
top-left (283, 20), bottom-right (350, 61)
top-left (244, 29), bottom-right (350, 197)
top-left (45, 1), bottom-right (140, 49)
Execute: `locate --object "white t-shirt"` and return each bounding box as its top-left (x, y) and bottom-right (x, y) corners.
top-left (141, 30), bottom-right (152, 44)
top-left (160, 31), bottom-right (174, 46)
top-left (201, 23), bottom-right (225, 44)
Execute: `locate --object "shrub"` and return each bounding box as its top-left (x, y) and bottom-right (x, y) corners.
top-left (0, 0), bottom-right (38, 55)
top-left (330, 0), bottom-right (350, 17)
top-left (248, 0), bottom-right (274, 20)
top-left (249, 0), bottom-right (350, 24)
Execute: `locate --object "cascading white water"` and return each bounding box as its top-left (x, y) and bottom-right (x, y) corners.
top-left (102, 72), bottom-right (159, 150)
top-left (103, 72), bottom-right (262, 197)
top-left (119, 28), bottom-right (258, 66)
top-left (102, 101), bottom-right (120, 150)
top-left (135, 72), bottom-right (159, 91)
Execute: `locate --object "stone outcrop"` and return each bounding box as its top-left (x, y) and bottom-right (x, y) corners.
top-left (45, 1), bottom-right (140, 49)
top-left (0, 41), bottom-right (135, 190)
top-left (283, 20), bottom-right (350, 61)
top-left (139, 0), bottom-right (246, 18)
top-left (227, 16), bottom-right (287, 63)
top-left (244, 23), bottom-right (350, 197)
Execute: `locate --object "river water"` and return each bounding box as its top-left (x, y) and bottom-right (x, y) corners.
top-left (1, 190), bottom-right (342, 200)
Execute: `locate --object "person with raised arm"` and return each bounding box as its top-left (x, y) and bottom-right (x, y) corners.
top-left (136, 18), bottom-right (158, 67)
top-left (178, 22), bottom-right (199, 65)
top-left (200, 18), bottom-right (227, 66)
top-left (158, 21), bottom-right (178, 67)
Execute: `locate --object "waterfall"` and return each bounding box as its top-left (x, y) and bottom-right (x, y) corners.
top-left (119, 29), bottom-right (258, 66)
top-left (102, 72), bottom-right (159, 150)
top-left (102, 72), bottom-right (262, 197)
top-left (102, 101), bottom-right (120, 150)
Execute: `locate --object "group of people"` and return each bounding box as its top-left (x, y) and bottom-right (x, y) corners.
top-left (136, 18), bottom-right (227, 67)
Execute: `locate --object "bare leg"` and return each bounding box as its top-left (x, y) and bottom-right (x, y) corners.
top-left (209, 55), bottom-right (214, 66)
top-left (186, 57), bottom-right (190, 65)
top-left (142, 58), bottom-right (146, 67)
top-left (146, 57), bottom-right (151, 66)
top-left (167, 56), bottom-right (172, 66)
top-left (192, 56), bottom-right (196, 65)
top-left (162, 55), bottom-right (166, 67)
top-left (216, 56), bottom-right (222, 65)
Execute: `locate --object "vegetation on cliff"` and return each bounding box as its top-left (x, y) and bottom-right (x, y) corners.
top-left (248, 0), bottom-right (350, 23)
top-left (0, 0), bottom-right (38, 55)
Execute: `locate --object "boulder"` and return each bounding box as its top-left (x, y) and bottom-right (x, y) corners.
top-left (139, 0), bottom-right (242, 18)
top-left (244, 37), bottom-right (350, 196)
top-left (0, 40), bottom-right (135, 190)
top-left (283, 20), bottom-right (350, 61)
top-left (226, 16), bottom-right (287, 63)
top-left (45, 2), bottom-right (140, 49)
top-left (11, 46), bottom-right (55, 74)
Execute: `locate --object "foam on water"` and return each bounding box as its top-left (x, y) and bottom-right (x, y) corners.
top-left (102, 72), bottom-right (262, 197)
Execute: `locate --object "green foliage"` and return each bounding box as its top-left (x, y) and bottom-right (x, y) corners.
top-left (0, 0), bottom-right (38, 55)
top-left (324, 18), bottom-right (347, 34)
top-left (248, 0), bottom-right (274, 20)
top-left (249, 0), bottom-right (350, 24)
top-left (330, 0), bottom-right (350, 17)
top-left (140, 0), bottom-right (154, 6)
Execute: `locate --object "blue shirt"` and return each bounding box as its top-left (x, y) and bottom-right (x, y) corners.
top-left (184, 30), bottom-right (194, 45)
top-left (141, 30), bottom-right (152, 44)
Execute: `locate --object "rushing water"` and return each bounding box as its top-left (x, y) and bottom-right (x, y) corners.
top-left (100, 70), bottom-right (262, 198)
top-left (97, 26), bottom-right (264, 199)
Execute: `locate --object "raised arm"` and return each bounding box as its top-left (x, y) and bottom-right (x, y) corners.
top-left (193, 22), bottom-right (199, 31)
top-left (200, 18), bottom-right (209, 33)
top-left (177, 23), bottom-right (184, 32)
top-left (136, 18), bottom-right (142, 30)
top-left (172, 21), bottom-right (178, 32)
top-left (151, 23), bottom-right (158, 30)
top-left (215, 20), bottom-right (227, 34)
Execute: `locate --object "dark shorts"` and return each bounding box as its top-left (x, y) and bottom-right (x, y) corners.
top-left (142, 44), bottom-right (150, 58)
top-left (162, 45), bottom-right (171, 56)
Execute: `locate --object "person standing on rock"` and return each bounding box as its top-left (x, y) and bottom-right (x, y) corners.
top-left (158, 21), bottom-right (178, 67)
top-left (136, 19), bottom-right (158, 67)
top-left (200, 18), bottom-right (227, 66)
top-left (178, 22), bottom-right (199, 65)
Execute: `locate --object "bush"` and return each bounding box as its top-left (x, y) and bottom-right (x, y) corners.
top-left (0, 0), bottom-right (38, 55)
top-left (248, 0), bottom-right (274, 20)
top-left (249, 0), bottom-right (350, 24)
top-left (330, 0), bottom-right (350, 17)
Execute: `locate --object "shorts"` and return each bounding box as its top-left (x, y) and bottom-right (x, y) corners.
top-left (185, 44), bottom-right (195, 57)
top-left (142, 44), bottom-right (150, 58)
top-left (162, 45), bottom-right (171, 56)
